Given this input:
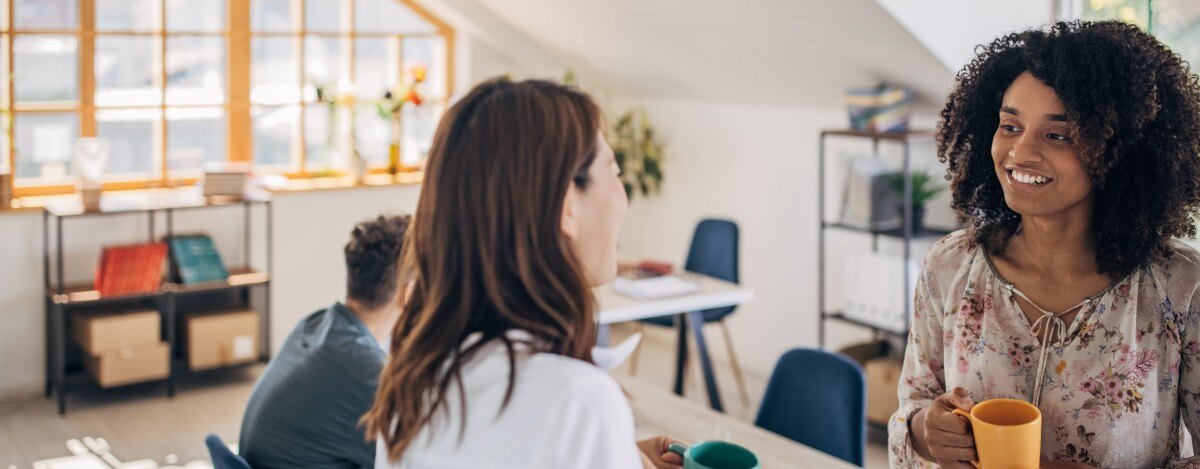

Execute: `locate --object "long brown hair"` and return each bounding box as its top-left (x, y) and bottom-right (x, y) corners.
top-left (362, 77), bottom-right (604, 461)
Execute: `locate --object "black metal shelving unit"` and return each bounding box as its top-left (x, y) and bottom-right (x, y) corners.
top-left (817, 129), bottom-right (951, 347)
top-left (43, 191), bottom-right (273, 415)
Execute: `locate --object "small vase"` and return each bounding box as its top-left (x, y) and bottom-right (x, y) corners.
top-left (388, 117), bottom-right (402, 176)
top-left (0, 169), bottom-right (12, 210)
top-left (909, 204), bottom-right (925, 234)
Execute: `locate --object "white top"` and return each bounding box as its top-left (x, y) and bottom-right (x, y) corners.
top-left (376, 331), bottom-right (642, 469)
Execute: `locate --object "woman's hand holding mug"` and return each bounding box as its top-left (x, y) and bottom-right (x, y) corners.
top-left (915, 387), bottom-right (977, 469)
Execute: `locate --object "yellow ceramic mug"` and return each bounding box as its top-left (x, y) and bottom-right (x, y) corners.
top-left (952, 398), bottom-right (1041, 469)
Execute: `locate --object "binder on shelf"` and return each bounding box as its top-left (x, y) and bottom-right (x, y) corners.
top-left (94, 243), bottom-right (168, 297)
top-left (169, 235), bottom-right (229, 284)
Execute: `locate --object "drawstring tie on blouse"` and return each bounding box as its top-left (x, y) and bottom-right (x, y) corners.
top-left (1004, 283), bottom-right (1090, 407)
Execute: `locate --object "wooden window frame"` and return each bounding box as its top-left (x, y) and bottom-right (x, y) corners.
top-left (6, 0), bottom-right (453, 198)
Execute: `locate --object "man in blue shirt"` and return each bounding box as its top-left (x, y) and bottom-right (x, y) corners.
top-left (239, 214), bottom-right (410, 469)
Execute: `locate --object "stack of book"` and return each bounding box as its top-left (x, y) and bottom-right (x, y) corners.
top-left (94, 243), bottom-right (168, 297)
top-left (169, 234), bottom-right (229, 284)
top-left (844, 84), bottom-right (912, 133)
top-left (203, 169), bottom-right (248, 198)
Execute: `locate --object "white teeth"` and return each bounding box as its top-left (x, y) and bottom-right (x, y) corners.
top-left (1011, 170), bottom-right (1050, 186)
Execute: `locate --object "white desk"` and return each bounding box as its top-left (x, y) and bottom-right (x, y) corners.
top-left (596, 275), bottom-right (754, 412)
top-left (596, 275), bottom-right (755, 325)
top-left (621, 375), bottom-right (857, 469)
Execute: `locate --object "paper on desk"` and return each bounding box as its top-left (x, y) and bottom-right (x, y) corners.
top-left (593, 332), bottom-right (642, 371)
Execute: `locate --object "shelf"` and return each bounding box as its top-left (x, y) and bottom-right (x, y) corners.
top-left (48, 267), bottom-right (269, 305)
top-left (820, 129), bottom-right (935, 141)
top-left (43, 187), bottom-right (270, 218)
top-left (823, 312), bottom-right (908, 338)
top-left (171, 357), bottom-right (266, 376)
top-left (823, 221), bottom-right (954, 239)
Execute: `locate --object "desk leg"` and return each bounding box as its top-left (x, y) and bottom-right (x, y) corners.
top-left (597, 324), bottom-right (610, 347)
top-left (687, 311), bottom-right (724, 412)
top-left (673, 314), bottom-right (688, 396)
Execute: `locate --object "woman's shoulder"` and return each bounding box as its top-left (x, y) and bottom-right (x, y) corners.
top-left (924, 229), bottom-right (979, 266)
top-left (521, 353), bottom-right (624, 396)
top-left (1157, 239), bottom-right (1200, 289)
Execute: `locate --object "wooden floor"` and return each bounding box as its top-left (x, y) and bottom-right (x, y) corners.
top-left (0, 322), bottom-right (889, 468)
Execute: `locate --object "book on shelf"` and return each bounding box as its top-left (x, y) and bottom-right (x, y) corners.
top-left (168, 234), bottom-right (229, 284)
top-left (94, 243), bottom-right (168, 297)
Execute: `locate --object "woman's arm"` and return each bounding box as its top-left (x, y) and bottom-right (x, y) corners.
top-left (888, 263), bottom-right (954, 467)
top-left (1166, 286), bottom-right (1200, 468)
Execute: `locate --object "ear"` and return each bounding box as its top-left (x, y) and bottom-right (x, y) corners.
top-left (560, 182), bottom-right (579, 241)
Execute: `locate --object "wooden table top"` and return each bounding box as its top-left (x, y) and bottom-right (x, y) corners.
top-left (620, 375), bottom-right (857, 468)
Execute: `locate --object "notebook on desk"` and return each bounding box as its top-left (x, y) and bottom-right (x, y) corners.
top-left (612, 275), bottom-right (701, 300)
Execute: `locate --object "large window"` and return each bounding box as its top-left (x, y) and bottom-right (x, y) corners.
top-left (1075, 0), bottom-right (1200, 67)
top-left (2, 0), bottom-right (452, 196)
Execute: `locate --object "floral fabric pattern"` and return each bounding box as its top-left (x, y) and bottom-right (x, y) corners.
top-left (888, 231), bottom-right (1200, 469)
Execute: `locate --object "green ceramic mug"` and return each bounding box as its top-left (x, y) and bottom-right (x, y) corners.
top-left (667, 441), bottom-right (760, 469)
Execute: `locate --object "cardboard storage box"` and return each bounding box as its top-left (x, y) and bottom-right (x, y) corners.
top-left (83, 342), bottom-right (169, 388)
top-left (186, 309), bottom-right (258, 370)
top-left (866, 357), bottom-right (903, 425)
top-left (73, 309), bottom-right (160, 354)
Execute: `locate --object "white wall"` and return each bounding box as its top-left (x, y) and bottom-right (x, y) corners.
top-left (613, 96), bottom-right (950, 376)
top-left (875, 0), bottom-right (1054, 72)
top-left (0, 186), bottom-right (420, 400)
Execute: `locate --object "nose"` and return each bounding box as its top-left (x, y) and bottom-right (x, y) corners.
top-left (1008, 133), bottom-right (1043, 164)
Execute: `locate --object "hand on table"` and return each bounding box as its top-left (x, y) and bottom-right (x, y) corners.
top-left (638, 436), bottom-right (684, 469)
top-left (919, 387), bottom-right (977, 469)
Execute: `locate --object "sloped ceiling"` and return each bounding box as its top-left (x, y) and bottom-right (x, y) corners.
top-left (462, 0), bottom-right (955, 110)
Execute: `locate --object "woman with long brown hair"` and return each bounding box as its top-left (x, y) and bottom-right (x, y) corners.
top-left (363, 77), bottom-right (682, 468)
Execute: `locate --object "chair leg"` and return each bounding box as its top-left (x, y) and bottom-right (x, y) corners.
top-left (628, 323), bottom-right (645, 377)
top-left (720, 320), bottom-right (751, 407)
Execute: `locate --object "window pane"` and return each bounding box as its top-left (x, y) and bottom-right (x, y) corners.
top-left (166, 0), bottom-right (224, 32)
top-left (97, 108), bottom-right (159, 178)
top-left (304, 0), bottom-right (340, 32)
top-left (1081, 0), bottom-right (1150, 29)
top-left (14, 35), bottom-right (77, 103)
top-left (96, 0), bottom-right (157, 31)
top-left (166, 36), bottom-right (225, 105)
top-left (355, 0), bottom-right (435, 34)
top-left (252, 0), bottom-right (292, 32)
top-left (13, 112), bottom-right (77, 182)
top-left (1151, 0), bottom-right (1200, 71)
top-left (403, 36), bottom-right (445, 98)
top-left (252, 105), bottom-right (297, 170)
top-left (401, 103), bottom-right (439, 167)
top-left (355, 104), bottom-right (387, 164)
top-left (252, 37), bottom-right (298, 105)
top-left (354, 37), bottom-right (399, 99)
top-left (95, 35), bottom-right (159, 107)
top-left (305, 104), bottom-right (348, 169)
top-left (304, 36), bottom-right (345, 98)
top-left (15, 0), bottom-right (77, 30)
top-left (167, 107), bottom-right (225, 173)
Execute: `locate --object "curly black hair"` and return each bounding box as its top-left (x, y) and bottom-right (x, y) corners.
top-left (939, 20), bottom-right (1200, 278)
top-left (344, 214), bottom-right (412, 310)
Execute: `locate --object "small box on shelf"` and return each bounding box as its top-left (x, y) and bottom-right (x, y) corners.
top-left (72, 309), bottom-right (160, 354)
top-left (186, 308), bottom-right (258, 370)
top-left (83, 342), bottom-right (169, 388)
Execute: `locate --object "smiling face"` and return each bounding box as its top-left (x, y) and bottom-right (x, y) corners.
top-left (991, 72), bottom-right (1094, 219)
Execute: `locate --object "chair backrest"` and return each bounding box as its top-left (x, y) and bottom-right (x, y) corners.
top-left (685, 219), bottom-right (739, 322)
top-left (754, 348), bottom-right (866, 466)
top-left (206, 434), bottom-right (252, 469)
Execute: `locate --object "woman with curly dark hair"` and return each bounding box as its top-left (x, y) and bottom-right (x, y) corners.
top-left (889, 21), bottom-right (1200, 469)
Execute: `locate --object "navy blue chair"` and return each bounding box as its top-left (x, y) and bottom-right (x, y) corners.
top-left (629, 219), bottom-right (748, 405)
top-left (205, 434), bottom-right (251, 469)
top-left (754, 348), bottom-right (866, 466)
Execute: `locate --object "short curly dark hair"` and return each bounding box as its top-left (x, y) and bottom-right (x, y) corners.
top-left (344, 214), bottom-right (412, 310)
top-left (940, 20), bottom-right (1200, 278)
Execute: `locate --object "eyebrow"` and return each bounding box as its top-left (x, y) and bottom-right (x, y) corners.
top-left (1000, 105), bottom-right (1069, 122)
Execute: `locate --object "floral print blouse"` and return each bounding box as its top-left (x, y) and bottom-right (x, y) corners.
top-left (889, 230), bottom-right (1200, 468)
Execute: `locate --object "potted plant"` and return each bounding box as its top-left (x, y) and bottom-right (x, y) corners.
top-left (884, 169), bottom-right (944, 233)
